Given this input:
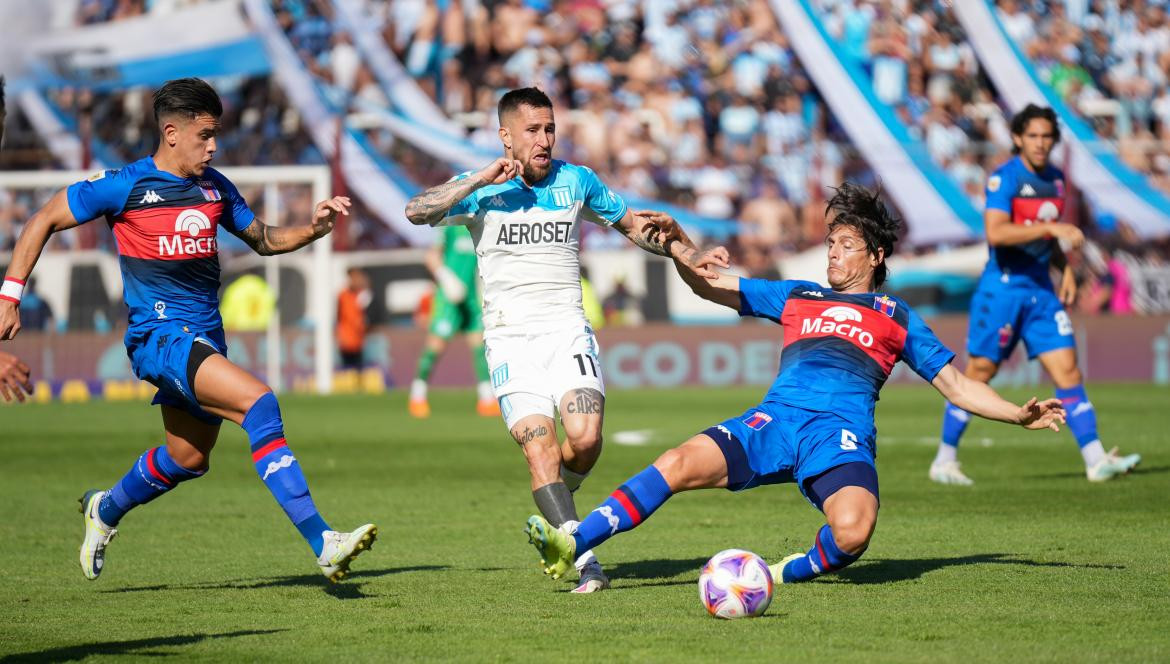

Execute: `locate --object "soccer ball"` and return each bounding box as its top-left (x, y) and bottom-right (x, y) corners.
top-left (698, 549), bottom-right (774, 619)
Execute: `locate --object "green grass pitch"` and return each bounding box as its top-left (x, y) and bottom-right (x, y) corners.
top-left (1, 384), bottom-right (1167, 662)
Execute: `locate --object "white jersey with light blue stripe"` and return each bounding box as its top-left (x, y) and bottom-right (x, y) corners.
top-left (439, 160), bottom-right (627, 330)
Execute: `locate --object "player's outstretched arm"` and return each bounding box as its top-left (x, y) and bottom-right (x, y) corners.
top-left (985, 208), bottom-right (1084, 249)
top-left (1, 190), bottom-right (80, 340)
top-left (621, 210), bottom-right (730, 277)
top-left (672, 248), bottom-right (740, 310)
top-left (0, 351), bottom-right (33, 403)
top-left (931, 363), bottom-right (1066, 430)
top-left (235, 196), bottom-right (350, 256)
top-left (405, 158), bottom-right (520, 226)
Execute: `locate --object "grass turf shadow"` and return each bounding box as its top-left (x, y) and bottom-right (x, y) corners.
top-left (598, 557), bottom-right (709, 590)
top-left (1023, 464), bottom-right (1169, 480)
top-left (98, 565), bottom-right (447, 599)
top-left (0, 629), bottom-right (287, 662)
top-left (831, 553), bottom-right (1125, 585)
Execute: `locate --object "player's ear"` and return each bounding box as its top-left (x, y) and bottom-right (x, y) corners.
top-left (498, 126), bottom-right (511, 151)
top-left (161, 121), bottom-right (178, 148)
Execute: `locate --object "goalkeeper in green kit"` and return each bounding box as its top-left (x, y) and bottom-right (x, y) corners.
top-left (409, 225), bottom-right (498, 418)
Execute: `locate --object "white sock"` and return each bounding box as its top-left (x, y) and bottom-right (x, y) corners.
top-left (476, 380), bottom-right (493, 401)
top-left (575, 549), bottom-right (599, 572)
top-left (410, 378), bottom-right (427, 401)
top-left (561, 465), bottom-right (589, 492)
top-left (1080, 440), bottom-right (1106, 467)
top-left (933, 443), bottom-right (958, 466)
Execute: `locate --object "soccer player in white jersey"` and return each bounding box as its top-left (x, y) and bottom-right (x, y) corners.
top-left (405, 87), bottom-right (717, 593)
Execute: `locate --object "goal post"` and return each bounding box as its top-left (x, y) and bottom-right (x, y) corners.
top-left (0, 165), bottom-right (336, 395)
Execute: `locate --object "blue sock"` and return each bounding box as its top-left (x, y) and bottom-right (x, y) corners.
top-left (940, 401), bottom-right (970, 447)
top-left (98, 446), bottom-right (205, 526)
top-left (1055, 384), bottom-right (1099, 447)
top-left (244, 392), bottom-right (331, 556)
top-left (782, 524), bottom-right (863, 583)
top-left (573, 465), bottom-right (673, 553)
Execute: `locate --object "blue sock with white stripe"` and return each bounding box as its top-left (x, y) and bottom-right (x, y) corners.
top-left (940, 401), bottom-right (970, 447)
top-left (244, 392), bottom-right (330, 556)
top-left (781, 524), bottom-right (863, 583)
top-left (1055, 384), bottom-right (1099, 447)
top-left (98, 446), bottom-right (204, 526)
top-left (573, 465), bottom-right (673, 553)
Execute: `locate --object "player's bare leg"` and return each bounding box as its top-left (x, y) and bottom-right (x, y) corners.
top-left (932, 356), bottom-right (999, 485)
top-left (409, 335), bottom-right (447, 418)
top-left (555, 388), bottom-right (608, 591)
top-left (1037, 348), bottom-right (1139, 480)
top-left (772, 483), bottom-right (878, 583)
top-left (194, 354), bottom-right (377, 581)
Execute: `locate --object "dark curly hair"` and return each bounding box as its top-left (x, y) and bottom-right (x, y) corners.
top-left (1010, 104), bottom-right (1061, 155)
top-left (825, 182), bottom-right (903, 288)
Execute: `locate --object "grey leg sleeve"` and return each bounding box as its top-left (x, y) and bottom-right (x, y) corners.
top-left (532, 481), bottom-right (579, 527)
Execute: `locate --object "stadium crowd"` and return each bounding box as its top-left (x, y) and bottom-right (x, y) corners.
top-left (1, 0), bottom-right (1167, 315)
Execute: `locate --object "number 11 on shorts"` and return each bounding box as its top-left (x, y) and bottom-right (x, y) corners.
top-left (574, 353), bottom-right (598, 377)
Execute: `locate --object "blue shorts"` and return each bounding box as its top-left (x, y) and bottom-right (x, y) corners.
top-left (703, 402), bottom-right (879, 510)
top-left (967, 285), bottom-right (1075, 363)
top-left (127, 324), bottom-right (226, 425)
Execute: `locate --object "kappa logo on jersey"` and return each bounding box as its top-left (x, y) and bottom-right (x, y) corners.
top-left (197, 181), bottom-right (221, 202)
top-left (801, 290), bottom-right (824, 297)
top-left (800, 305), bottom-right (875, 347)
top-left (487, 195), bottom-right (507, 208)
top-left (262, 454), bottom-right (298, 480)
top-left (551, 186), bottom-right (573, 208)
top-left (159, 209), bottom-right (217, 256)
top-left (743, 411), bottom-right (772, 430)
top-left (495, 220), bottom-right (573, 245)
top-left (139, 190), bottom-right (164, 205)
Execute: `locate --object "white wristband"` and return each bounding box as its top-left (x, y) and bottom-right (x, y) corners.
top-left (0, 278), bottom-right (23, 304)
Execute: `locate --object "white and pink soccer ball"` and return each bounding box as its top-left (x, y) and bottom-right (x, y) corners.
top-left (698, 549), bottom-right (774, 619)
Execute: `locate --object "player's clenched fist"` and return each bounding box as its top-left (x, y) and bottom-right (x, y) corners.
top-left (476, 158), bottom-right (522, 185)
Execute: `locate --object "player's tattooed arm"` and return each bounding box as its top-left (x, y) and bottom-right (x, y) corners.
top-left (235, 197), bottom-right (350, 256)
top-left (406, 157), bottom-right (521, 226)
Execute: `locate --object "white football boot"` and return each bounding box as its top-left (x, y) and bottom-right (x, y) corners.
top-left (318, 524), bottom-right (378, 582)
top-left (78, 490), bottom-right (118, 580)
top-left (929, 460), bottom-right (974, 486)
top-left (1086, 448), bottom-right (1141, 482)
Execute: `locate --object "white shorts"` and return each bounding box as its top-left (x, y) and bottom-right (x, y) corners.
top-left (485, 320), bottom-right (605, 429)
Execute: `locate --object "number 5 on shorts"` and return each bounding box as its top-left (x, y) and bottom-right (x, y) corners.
top-left (840, 429), bottom-right (858, 451)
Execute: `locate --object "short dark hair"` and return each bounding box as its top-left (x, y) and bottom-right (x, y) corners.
top-left (1010, 104), bottom-right (1060, 154)
top-left (153, 78), bottom-right (222, 127)
top-left (497, 87), bottom-right (552, 123)
top-left (825, 182), bottom-right (902, 288)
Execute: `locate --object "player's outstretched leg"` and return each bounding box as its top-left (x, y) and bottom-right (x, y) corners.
top-left (772, 485), bottom-right (877, 583)
top-left (527, 465), bottom-right (675, 581)
top-left (241, 391), bottom-right (377, 580)
top-left (1039, 350), bottom-right (1141, 481)
top-left (930, 401), bottom-right (973, 485)
top-left (80, 444), bottom-right (206, 580)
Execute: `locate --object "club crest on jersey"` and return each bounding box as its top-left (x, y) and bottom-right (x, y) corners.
top-left (873, 295), bottom-right (897, 317)
top-left (197, 181), bottom-right (221, 202)
top-left (551, 186), bottom-right (572, 208)
top-left (743, 411), bottom-right (772, 430)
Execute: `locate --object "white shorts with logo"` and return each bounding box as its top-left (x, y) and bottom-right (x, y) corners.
top-left (485, 320), bottom-right (605, 429)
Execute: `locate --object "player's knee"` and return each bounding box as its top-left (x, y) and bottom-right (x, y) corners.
top-left (1051, 364), bottom-right (1082, 388)
top-left (831, 509), bottom-right (876, 555)
top-left (172, 447), bottom-right (211, 473)
top-left (966, 357), bottom-right (999, 383)
top-left (563, 418), bottom-right (602, 452)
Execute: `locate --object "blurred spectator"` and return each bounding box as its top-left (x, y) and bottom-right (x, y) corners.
top-left (18, 278), bottom-right (54, 332)
top-left (337, 267), bottom-right (372, 370)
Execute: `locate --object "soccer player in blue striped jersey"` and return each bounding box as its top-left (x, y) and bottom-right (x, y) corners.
top-left (930, 104), bottom-right (1140, 485)
top-left (525, 183), bottom-right (1067, 586)
top-left (0, 78), bottom-right (376, 582)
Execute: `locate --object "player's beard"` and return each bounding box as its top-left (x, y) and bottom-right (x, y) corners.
top-left (522, 157), bottom-right (551, 183)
